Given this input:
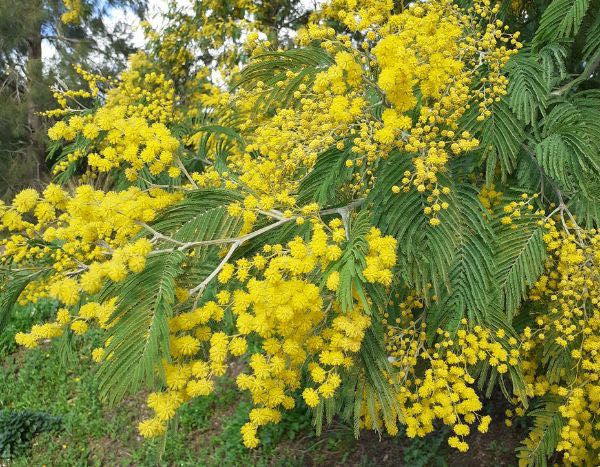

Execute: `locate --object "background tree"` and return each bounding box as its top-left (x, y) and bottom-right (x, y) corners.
top-left (0, 0), bottom-right (146, 199)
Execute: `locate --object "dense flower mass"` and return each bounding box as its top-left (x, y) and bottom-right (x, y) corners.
top-left (518, 220), bottom-right (600, 465)
top-left (1, 0), bottom-right (599, 464)
top-left (134, 220), bottom-right (396, 446)
top-left (46, 56), bottom-right (180, 180)
top-left (2, 184), bottom-right (181, 347)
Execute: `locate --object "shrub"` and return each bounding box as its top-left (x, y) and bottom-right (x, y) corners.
top-left (0, 410), bottom-right (63, 459)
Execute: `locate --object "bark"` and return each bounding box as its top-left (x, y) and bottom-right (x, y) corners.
top-left (26, 5), bottom-right (47, 185)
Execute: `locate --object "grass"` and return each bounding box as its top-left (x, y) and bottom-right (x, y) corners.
top-left (0, 300), bottom-right (526, 466)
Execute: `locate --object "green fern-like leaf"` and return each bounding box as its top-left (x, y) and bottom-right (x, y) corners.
top-left (175, 252), bottom-right (220, 294)
top-left (582, 13), bottom-right (600, 61)
top-left (538, 44), bottom-right (569, 81)
top-left (97, 251), bottom-right (185, 404)
top-left (355, 326), bottom-right (399, 427)
top-left (234, 47), bottom-right (333, 114)
top-left (236, 47), bottom-right (333, 86)
top-left (493, 211), bottom-right (546, 316)
top-left (336, 323), bottom-right (399, 437)
top-left (533, 0), bottom-right (591, 47)
top-left (427, 186), bottom-right (496, 332)
top-left (506, 52), bottom-right (550, 125)
top-left (184, 110), bottom-right (245, 173)
top-left (296, 145), bottom-right (353, 206)
top-left (325, 211), bottom-right (371, 313)
top-left (0, 269), bottom-right (49, 328)
top-left (149, 189), bottom-right (243, 241)
top-left (535, 133), bottom-right (572, 187)
top-left (517, 396), bottom-right (565, 467)
top-left (572, 91), bottom-right (600, 155)
top-left (535, 100), bottom-right (600, 192)
top-left (368, 154), bottom-right (456, 296)
top-left (569, 179), bottom-right (600, 227)
top-left (480, 100), bottom-right (526, 181)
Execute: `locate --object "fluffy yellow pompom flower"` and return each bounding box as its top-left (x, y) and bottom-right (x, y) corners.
top-left (49, 278), bottom-right (80, 306)
top-left (229, 337), bottom-right (248, 356)
top-left (478, 415), bottom-right (491, 433)
top-left (326, 271), bottom-right (340, 291)
top-left (12, 189), bottom-right (38, 213)
top-left (302, 388), bottom-right (320, 408)
top-left (70, 320), bottom-right (89, 335)
top-left (138, 418), bottom-right (167, 438)
top-left (186, 379), bottom-right (214, 397)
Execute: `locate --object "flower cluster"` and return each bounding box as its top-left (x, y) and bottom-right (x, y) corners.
top-left (212, 0), bottom-right (520, 232)
top-left (389, 4), bottom-right (519, 212)
top-left (299, 0), bottom-right (521, 212)
top-left (135, 220), bottom-right (396, 447)
top-left (380, 295), bottom-right (519, 452)
top-left (363, 227), bottom-right (397, 286)
top-left (61, 0), bottom-right (82, 24)
top-left (478, 184), bottom-right (503, 211)
top-left (1, 184), bottom-right (180, 346)
top-left (45, 66), bottom-right (110, 118)
top-left (47, 54), bottom-right (180, 180)
top-left (500, 193), bottom-right (539, 225)
top-left (518, 219), bottom-right (600, 465)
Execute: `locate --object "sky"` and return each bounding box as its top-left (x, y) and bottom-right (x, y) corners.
top-left (41, 0), bottom-right (182, 63)
top-left (125, 0), bottom-right (185, 47)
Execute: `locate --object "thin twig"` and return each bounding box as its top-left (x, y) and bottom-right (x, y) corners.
top-left (186, 198), bottom-right (366, 299)
top-left (138, 221), bottom-right (187, 247)
top-left (190, 240), bottom-right (240, 298)
top-left (175, 156), bottom-right (199, 189)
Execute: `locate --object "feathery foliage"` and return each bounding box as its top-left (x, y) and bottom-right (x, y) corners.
top-left (97, 251), bottom-right (184, 403)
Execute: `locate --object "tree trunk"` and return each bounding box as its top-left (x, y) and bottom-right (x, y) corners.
top-left (26, 12), bottom-right (47, 185)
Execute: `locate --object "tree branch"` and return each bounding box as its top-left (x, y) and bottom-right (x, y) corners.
top-left (189, 240), bottom-right (240, 297)
top-left (185, 198), bottom-right (366, 297)
top-left (551, 52), bottom-right (600, 96)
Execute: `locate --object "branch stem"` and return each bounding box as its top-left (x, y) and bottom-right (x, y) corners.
top-left (185, 198), bottom-right (365, 297)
